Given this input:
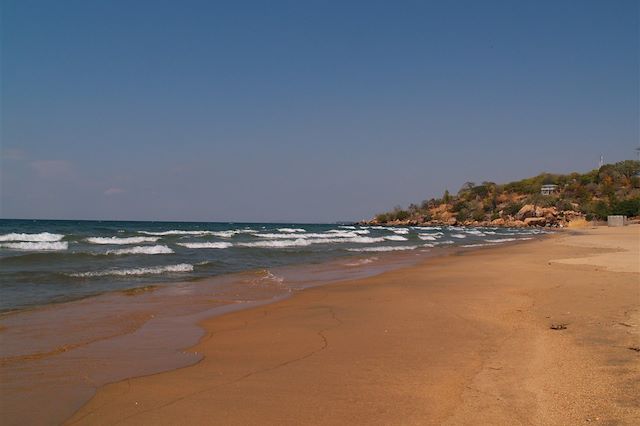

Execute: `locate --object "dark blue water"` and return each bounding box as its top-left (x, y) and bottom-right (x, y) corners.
top-left (0, 219), bottom-right (549, 312)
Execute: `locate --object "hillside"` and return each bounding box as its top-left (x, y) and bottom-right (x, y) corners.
top-left (365, 160), bottom-right (640, 227)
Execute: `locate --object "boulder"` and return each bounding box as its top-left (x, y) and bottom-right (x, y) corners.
top-left (524, 217), bottom-right (547, 226)
top-left (491, 218), bottom-right (505, 226)
top-left (516, 204), bottom-right (536, 220)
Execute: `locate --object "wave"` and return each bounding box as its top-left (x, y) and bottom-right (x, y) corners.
top-left (0, 241), bottom-right (68, 251)
top-left (348, 246), bottom-right (417, 252)
top-left (0, 232), bottom-right (64, 242)
top-left (106, 245), bottom-right (173, 255)
top-left (418, 234), bottom-right (437, 241)
top-left (327, 229), bottom-right (369, 235)
top-left (177, 242), bottom-right (233, 249)
top-left (254, 232), bottom-right (360, 239)
top-left (209, 231), bottom-right (236, 238)
top-left (344, 257), bottom-right (378, 266)
top-left (451, 234), bottom-right (467, 239)
top-left (86, 236), bottom-right (160, 245)
top-left (392, 228), bottom-right (409, 235)
top-left (239, 239), bottom-right (312, 248)
top-left (277, 228), bottom-right (306, 233)
top-left (463, 229), bottom-right (486, 236)
top-left (138, 230), bottom-right (215, 236)
top-left (69, 263), bottom-right (193, 278)
top-left (238, 236), bottom-right (385, 248)
top-left (462, 243), bottom-right (492, 248)
top-left (484, 237), bottom-right (532, 243)
top-left (422, 243), bottom-right (435, 247)
top-left (384, 235), bottom-right (408, 241)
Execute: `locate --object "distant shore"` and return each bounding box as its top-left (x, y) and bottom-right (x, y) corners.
top-left (64, 225), bottom-right (639, 425)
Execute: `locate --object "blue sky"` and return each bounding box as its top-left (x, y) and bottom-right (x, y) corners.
top-left (1, 0), bottom-right (638, 222)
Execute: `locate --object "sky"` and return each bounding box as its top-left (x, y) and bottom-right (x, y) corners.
top-left (1, 0), bottom-right (638, 222)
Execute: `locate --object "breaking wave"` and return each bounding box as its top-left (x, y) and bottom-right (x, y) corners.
top-left (418, 234), bottom-right (437, 241)
top-left (86, 236), bottom-right (160, 245)
top-left (0, 241), bottom-right (69, 251)
top-left (70, 263), bottom-right (193, 278)
top-left (277, 228), bottom-right (306, 233)
top-left (348, 246), bottom-right (417, 252)
top-left (138, 230), bottom-right (214, 236)
top-left (106, 245), bottom-right (173, 255)
top-left (239, 239), bottom-right (312, 248)
top-left (0, 232), bottom-right (64, 242)
top-left (177, 242), bottom-right (233, 249)
top-left (384, 235), bottom-right (408, 241)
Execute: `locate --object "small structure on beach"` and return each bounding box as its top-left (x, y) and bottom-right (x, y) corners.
top-left (607, 215), bottom-right (627, 227)
top-left (540, 184), bottom-right (559, 195)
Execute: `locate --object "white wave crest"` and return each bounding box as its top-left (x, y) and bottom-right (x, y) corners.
top-left (418, 234), bottom-right (437, 241)
top-left (239, 239), bottom-right (312, 248)
top-left (86, 236), bottom-right (160, 245)
top-left (384, 235), bottom-right (408, 241)
top-left (0, 241), bottom-right (68, 251)
top-left (392, 228), bottom-right (409, 235)
top-left (0, 232), bottom-right (64, 242)
top-left (451, 234), bottom-right (467, 239)
top-left (348, 246), bottom-right (417, 252)
top-left (139, 230), bottom-right (215, 236)
top-left (239, 236), bottom-right (385, 248)
top-left (177, 242), bottom-right (233, 249)
top-left (70, 263), bottom-right (193, 278)
top-left (277, 228), bottom-right (306, 233)
top-left (255, 232), bottom-right (360, 239)
top-left (107, 245), bottom-right (173, 255)
top-left (484, 237), bottom-right (532, 243)
top-left (462, 243), bottom-right (492, 248)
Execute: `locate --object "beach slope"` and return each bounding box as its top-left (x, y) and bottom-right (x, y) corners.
top-left (68, 226), bottom-right (639, 425)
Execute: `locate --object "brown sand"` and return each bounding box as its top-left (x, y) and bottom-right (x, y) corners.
top-left (67, 226), bottom-right (639, 425)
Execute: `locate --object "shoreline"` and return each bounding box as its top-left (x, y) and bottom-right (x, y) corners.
top-left (2, 228), bottom-right (637, 424)
top-left (1, 242), bottom-right (451, 425)
top-left (66, 225), bottom-right (639, 425)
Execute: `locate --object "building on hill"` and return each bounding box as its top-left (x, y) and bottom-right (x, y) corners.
top-left (540, 184), bottom-right (559, 195)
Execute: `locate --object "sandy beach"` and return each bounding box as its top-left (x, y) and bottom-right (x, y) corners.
top-left (59, 225), bottom-right (639, 425)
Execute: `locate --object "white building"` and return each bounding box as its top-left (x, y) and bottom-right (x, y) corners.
top-left (540, 184), bottom-right (558, 195)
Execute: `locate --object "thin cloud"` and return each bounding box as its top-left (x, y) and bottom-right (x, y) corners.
top-left (30, 160), bottom-right (72, 178)
top-left (1, 148), bottom-right (26, 160)
top-left (104, 187), bottom-right (126, 196)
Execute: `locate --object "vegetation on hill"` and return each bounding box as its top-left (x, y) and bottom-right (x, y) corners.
top-left (368, 160), bottom-right (640, 227)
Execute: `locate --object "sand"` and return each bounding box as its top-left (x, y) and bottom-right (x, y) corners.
top-left (60, 225), bottom-right (639, 424)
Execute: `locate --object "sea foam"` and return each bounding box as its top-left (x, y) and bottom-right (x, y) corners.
top-left (348, 246), bottom-right (417, 252)
top-left (138, 230), bottom-right (215, 236)
top-left (0, 232), bottom-right (64, 242)
top-left (70, 263), bottom-right (193, 277)
top-left (0, 241), bottom-right (69, 251)
top-left (177, 242), bottom-right (232, 249)
top-left (107, 245), bottom-right (173, 255)
top-left (384, 235), bottom-right (408, 241)
top-left (86, 236), bottom-right (160, 245)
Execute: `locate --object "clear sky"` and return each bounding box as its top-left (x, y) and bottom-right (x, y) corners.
top-left (1, 0), bottom-right (638, 222)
